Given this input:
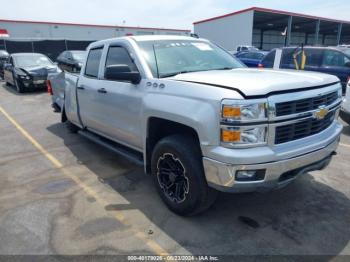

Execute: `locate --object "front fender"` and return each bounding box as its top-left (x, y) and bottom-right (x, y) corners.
top-left (141, 93), bottom-right (220, 148)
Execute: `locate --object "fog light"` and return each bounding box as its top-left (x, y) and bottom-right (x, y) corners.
top-left (235, 169), bottom-right (265, 181)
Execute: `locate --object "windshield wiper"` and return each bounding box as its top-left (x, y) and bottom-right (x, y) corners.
top-left (160, 70), bottom-right (196, 78)
top-left (160, 67), bottom-right (234, 78)
top-left (215, 67), bottom-right (234, 70)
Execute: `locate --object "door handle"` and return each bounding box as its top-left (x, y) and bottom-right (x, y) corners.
top-left (77, 85), bottom-right (85, 90)
top-left (97, 88), bottom-right (107, 94)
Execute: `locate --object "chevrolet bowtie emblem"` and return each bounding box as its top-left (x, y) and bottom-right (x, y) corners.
top-left (313, 106), bottom-right (329, 120)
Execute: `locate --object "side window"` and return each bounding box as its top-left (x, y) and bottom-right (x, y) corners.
top-left (262, 50), bottom-right (276, 68)
top-left (281, 49), bottom-right (295, 66)
top-left (322, 50), bottom-right (349, 67)
top-left (305, 49), bottom-right (322, 66)
top-left (85, 48), bottom-right (103, 78)
top-left (105, 46), bottom-right (138, 71)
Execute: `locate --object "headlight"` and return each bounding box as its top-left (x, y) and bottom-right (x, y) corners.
top-left (221, 99), bottom-right (268, 147)
top-left (221, 99), bottom-right (268, 122)
top-left (19, 75), bottom-right (30, 80)
top-left (221, 126), bottom-right (267, 147)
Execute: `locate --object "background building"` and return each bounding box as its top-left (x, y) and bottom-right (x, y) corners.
top-left (0, 19), bottom-right (190, 60)
top-left (194, 7), bottom-right (350, 51)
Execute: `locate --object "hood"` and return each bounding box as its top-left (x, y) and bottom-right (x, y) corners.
top-left (171, 68), bottom-right (339, 97)
top-left (19, 65), bottom-right (59, 76)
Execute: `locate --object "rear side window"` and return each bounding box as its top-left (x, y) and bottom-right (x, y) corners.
top-left (85, 48), bottom-right (103, 78)
top-left (322, 50), bottom-right (350, 67)
top-left (262, 50), bottom-right (276, 68)
top-left (105, 46), bottom-right (138, 71)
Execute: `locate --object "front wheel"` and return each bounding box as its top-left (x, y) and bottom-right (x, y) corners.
top-left (14, 77), bottom-right (24, 93)
top-left (151, 135), bottom-right (218, 216)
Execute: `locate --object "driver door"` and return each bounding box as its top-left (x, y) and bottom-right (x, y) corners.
top-left (94, 44), bottom-right (144, 150)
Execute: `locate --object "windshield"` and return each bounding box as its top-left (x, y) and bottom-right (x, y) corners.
top-left (137, 40), bottom-right (244, 78)
top-left (71, 51), bottom-right (86, 62)
top-left (340, 48), bottom-right (350, 57)
top-left (14, 54), bottom-right (53, 68)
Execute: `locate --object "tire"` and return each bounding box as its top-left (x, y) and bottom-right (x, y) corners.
top-left (340, 110), bottom-right (350, 125)
top-left (14, 77), bottom-right (24, 93)
top-left (151, 134), bottom-right (218, 216)
top-left (65, 120), bottom-right (80, 133)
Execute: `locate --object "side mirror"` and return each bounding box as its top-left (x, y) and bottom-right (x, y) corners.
top-left (345, 61), bottom-right (350, 68)
top-left (105, 64), bottom-right (141, 84)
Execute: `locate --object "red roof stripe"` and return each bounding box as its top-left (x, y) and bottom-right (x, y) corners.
top-left (0, 19), bottom-right (190, 32)
top-left (193, 7), bottom-right (350, 25)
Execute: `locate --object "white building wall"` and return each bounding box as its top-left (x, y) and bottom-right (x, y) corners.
top-left (194, 11), bottom-right (254, 51)
top-left (0, 21), bottom-right (189, 41)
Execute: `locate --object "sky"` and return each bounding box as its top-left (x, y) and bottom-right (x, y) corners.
top-left (0, 0), bottom-right (349, 30)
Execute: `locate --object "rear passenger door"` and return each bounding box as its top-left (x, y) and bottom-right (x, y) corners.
top-left (77, 47), bottom-right (104, 131)
top-left (95, 44), bottom-right (143, 150)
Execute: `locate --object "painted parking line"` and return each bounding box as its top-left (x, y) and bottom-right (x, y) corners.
top-left (0, 106), bottom-right (174, 258)
top-left (340, 143), bottom-right (350, 148)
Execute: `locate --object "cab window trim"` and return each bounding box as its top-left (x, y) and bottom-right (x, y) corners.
top-left (103, 45), bottom-right (140, 82)
top-left (84, 47), bottom-right (104, 79)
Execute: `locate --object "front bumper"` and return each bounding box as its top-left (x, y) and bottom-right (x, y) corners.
top-left (203, 122), bottom-right (342, 193)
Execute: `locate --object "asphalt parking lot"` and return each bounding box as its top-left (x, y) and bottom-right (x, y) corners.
top-left (0, 80), bottom-right (350, 259)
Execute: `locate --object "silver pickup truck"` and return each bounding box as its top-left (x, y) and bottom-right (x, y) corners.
top-left (50, 35), bottom-right (343, 215)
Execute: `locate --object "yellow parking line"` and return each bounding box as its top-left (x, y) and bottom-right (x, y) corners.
top-left (340, 143), bottom-right (350, 148)
top-left (0, 106), bottom-right (171, 257)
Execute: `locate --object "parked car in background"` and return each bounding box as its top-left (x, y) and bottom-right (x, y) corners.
top-left (236, 45), bottom-right (259, 53)
top-left (0, 50), bottom-right (9, 79)
top-left (230, 45), bottom-right (260, 55)
top-left (50, 35), bottom-right (342, 215)
top-left (56, 50), bottom-right (86, 73)
top-left (260, 46), bottom-right (350, 95)
top-left (235, 51), bottom-right (267, 67)
top-left (340, 79), bottom-right (350, 125)
top-left (3, 53), bottom-right (60, 93)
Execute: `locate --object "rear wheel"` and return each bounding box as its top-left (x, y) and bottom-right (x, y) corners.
top-left (151, 135), bottom-right (218, 216)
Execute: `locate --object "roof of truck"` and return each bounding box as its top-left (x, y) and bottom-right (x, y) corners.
top-left (88, 35), bottom-right (208, 49)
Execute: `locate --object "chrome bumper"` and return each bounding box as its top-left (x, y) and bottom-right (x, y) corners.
top-left (203, 128), bottom-right (341, 193)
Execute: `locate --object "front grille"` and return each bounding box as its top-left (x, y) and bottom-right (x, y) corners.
top-left (275, 111), bottom-right (335, 144)
top-left (275, 91), bottom-right (338, 117)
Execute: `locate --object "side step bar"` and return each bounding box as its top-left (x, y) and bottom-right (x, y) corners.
top-left (79, 130), bottom-right (144, 166)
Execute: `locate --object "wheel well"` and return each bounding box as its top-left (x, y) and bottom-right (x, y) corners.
top-left (146, 117), bottom-right (201, 174)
